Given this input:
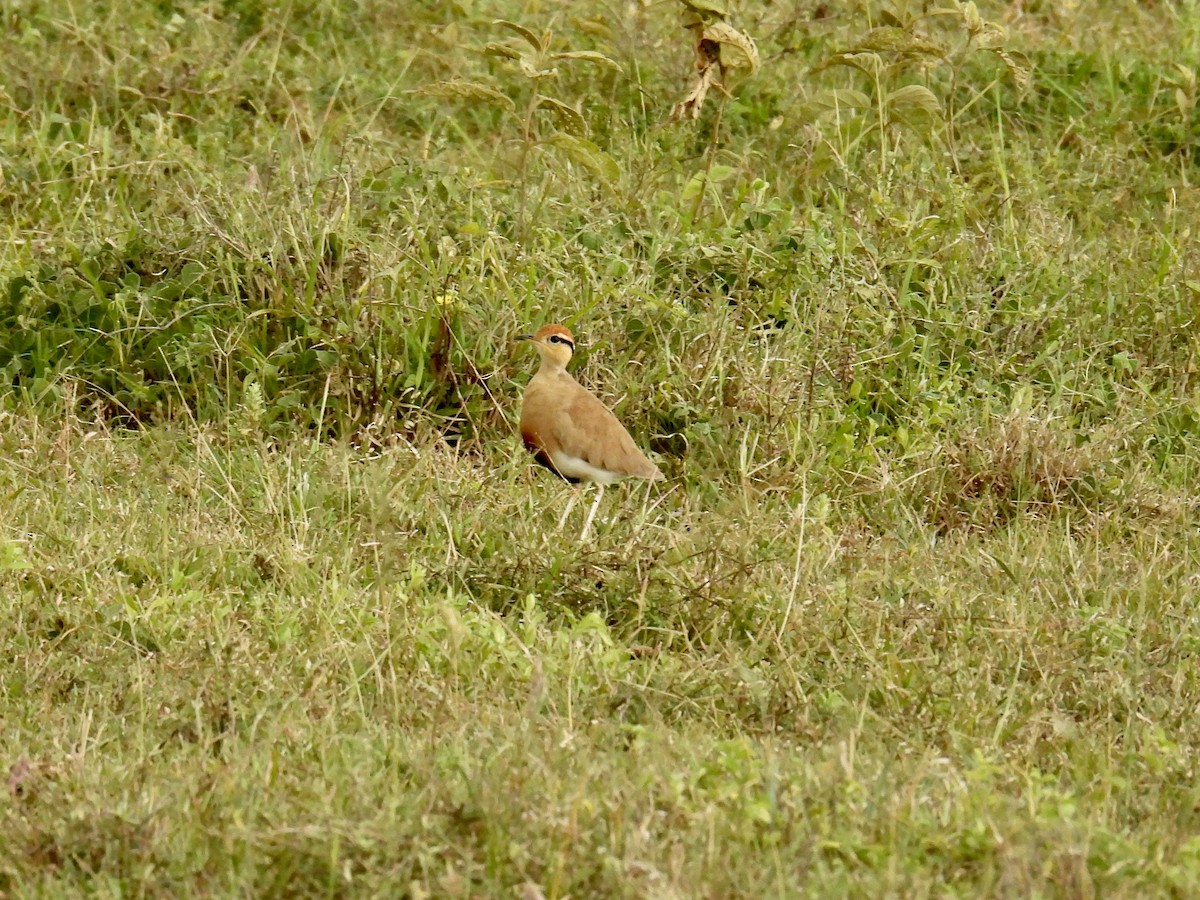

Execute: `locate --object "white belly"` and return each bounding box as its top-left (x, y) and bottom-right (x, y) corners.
top-left (548, 451), bottom-right (626, 484)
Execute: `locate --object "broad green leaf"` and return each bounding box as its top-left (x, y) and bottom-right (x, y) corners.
top-left (808, 88), bottom-right (872, 111)
top-left (706, 164), bottom-right (737, 183)
top-left (816, 51), bottom-right (885, 78)
top-left (0, 540), bottom-right (31, 572)
top-left (681, 165), bottom-right (736, 201)
top-left (887, 84), bottom-right (943, 117)
top-left (411, 80), bottom-right (515, 112)
top-left (888, 85), bottom-right (943, 136)
top-left (493, 19), bottom-right (544, 53)
top-left (1111, 351), bottom-right (1137, 372)
top-left (853, 26), bottom-right (944, 59)
top-left (681, 171), bottom-right (707, 202)
top-left (536, 96), bottom-right (587, 136)
top-left (544, 132), bottom-right (621, 186)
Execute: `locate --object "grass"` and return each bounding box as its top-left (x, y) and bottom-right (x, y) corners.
top-left (2, 0), bottom-right (1200, 895)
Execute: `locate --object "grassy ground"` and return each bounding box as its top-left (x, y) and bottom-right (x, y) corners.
top-left (3, 0), bottom-right (1200, 895)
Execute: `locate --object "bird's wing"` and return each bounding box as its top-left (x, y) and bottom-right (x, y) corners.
top-left (558, 382), bottom-right (662, 479)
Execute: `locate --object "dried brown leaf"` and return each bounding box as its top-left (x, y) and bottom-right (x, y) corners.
top-left (703, 20), bottom-right (760, 74)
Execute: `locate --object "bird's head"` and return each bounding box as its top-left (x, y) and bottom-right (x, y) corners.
top-left (516, 324), bottom-right (576, 370)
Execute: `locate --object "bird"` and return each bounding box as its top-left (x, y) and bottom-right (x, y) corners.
top-left (517, 324), bottom-right (664, 540)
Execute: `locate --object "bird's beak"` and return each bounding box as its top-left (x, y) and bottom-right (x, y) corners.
top-left (515, 334), bottom-right (534, 343)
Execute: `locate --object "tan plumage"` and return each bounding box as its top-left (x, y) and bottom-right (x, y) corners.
top-left (517, 324), bottom-right (663, 538)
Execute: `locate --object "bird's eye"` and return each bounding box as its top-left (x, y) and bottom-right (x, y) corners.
top-left (549, 336), bottom-right (561, 344)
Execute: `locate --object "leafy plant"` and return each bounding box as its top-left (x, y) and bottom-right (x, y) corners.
top-left (671, 0), bottom-right (761, 122)
top-left (415, 20), bottom-right (623, 242)
top-left (809, 0), bottom-right (1031, 175)
top-left (672, 0), bottom-right (761, 222)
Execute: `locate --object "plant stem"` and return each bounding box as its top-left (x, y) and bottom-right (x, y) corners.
top-left (689, 95), bottom-right (726, 224)
top-left (518, 86), bottom-right (541, 246)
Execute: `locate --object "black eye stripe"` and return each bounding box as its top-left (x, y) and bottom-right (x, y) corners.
top-left (548, 335), bottom-right (574, 348)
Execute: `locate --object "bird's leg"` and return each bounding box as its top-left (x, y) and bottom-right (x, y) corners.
top-left (578, 483), bottom-right (605, 543)
top-left (556, 488), bottom-right (580, 532)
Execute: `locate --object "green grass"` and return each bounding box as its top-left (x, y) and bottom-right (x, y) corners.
top-left (3, 0), bottom-right (1200, 895)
